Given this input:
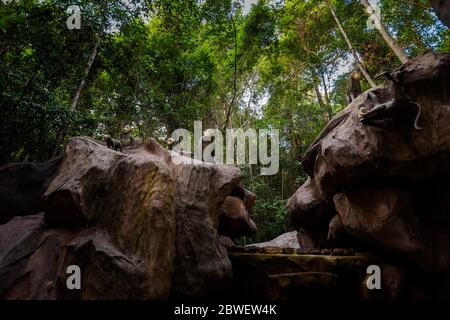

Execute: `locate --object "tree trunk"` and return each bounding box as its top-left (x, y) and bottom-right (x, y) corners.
top-left (360, 0), bottom-right (409, 64)
top-left (52, 36), bottom-right (100, 157)
top-left (320, 70), bottom-right (332, 107)
top-left (10, 60), bottom-right (42, 111)
top-left (327, 2), bottom-right (377, 88)
top-left (314, 85), bottom-right (331, 124)
top-left (223, 14), bottom-right (238, 131)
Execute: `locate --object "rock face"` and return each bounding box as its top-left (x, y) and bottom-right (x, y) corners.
top-left (0, 157), bottom-right (62, 224)
top-left (0, 214), bottom-right (152, 299)
top-left (42, 137), bottom-right (176, 299)
top-left (218, 196), bottom-right (257, 241)
top-left (333, 186), bottom-right (423, 260)
top-left (0, 137), bottom-right (256, 299)
top-left (169, 155), bottom-right (246, 298)
top-left (286, 178), bottom-right (334, 249)
top-left (287, 53), bottom-right (450, 298)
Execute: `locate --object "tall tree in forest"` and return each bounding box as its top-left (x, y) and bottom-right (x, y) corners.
top-left (294, 16), bottom-right (334, 122)
top-left (223, 4), bottom-right (239, 131)
top-left (360, 0), bottom-right (410, 64)
top-left (327, 0), bottom-right (376, 87)
top-left (53, 35), bottom-right (100, 155)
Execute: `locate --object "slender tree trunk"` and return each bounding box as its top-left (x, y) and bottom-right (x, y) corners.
top-left (327, 2), bottom-right (377, 88)
top-left (314, 85), bottom-right (326, 110)
top-left (223, 14), bottom-right (238, 131)
top-left (320, 71), bottom-right (332, 107)
top-left (314, 85), bottom-right (331, 124)
top-left (248, 164), bottom-right (254, 189)
top-left (52, 36), bottom-right (100, 156)
top-left (296, 17), bottom-right (335, 119)
top-left (10, 60), bottom-right (42, 111)
top-left (360, 0), bottom-right (409, 64)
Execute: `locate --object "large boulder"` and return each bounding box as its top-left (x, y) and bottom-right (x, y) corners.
top-left (16, 137), bottom-right (176, 299)
top-left (302, 53), bottom-right (450, 200)
top-left (333, 186), bottom-right (423, 261)
top-left (0, 215), bottom-right (154, 299)
top-left (288, 52), bottom-right (450, 295)
top-left (0, 157), bottom-right (62, 224)
top-left (0, 136), bottom-right (256, 299)
top-left (0, 215), bottom-right (75, 299)
top-left (218, 196), bottom-right (257, 240)
top-left (169, 158), bottom-right (245, 298)
top-left (286, 178), bottom-right (334, 249)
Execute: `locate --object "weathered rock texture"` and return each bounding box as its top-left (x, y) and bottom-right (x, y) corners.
top-left (169, 152), bottom-right (248, 298)
top-left (0, 157), bottom-right (62, 224)
top-left (287, 52), bottom-right (450, 298)
top-left (286, 178), bottom-right (334, 249)
top-left (0, 137), bottom-right (256, 299)
top-left (218, 195), bottom-right (257, 240)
